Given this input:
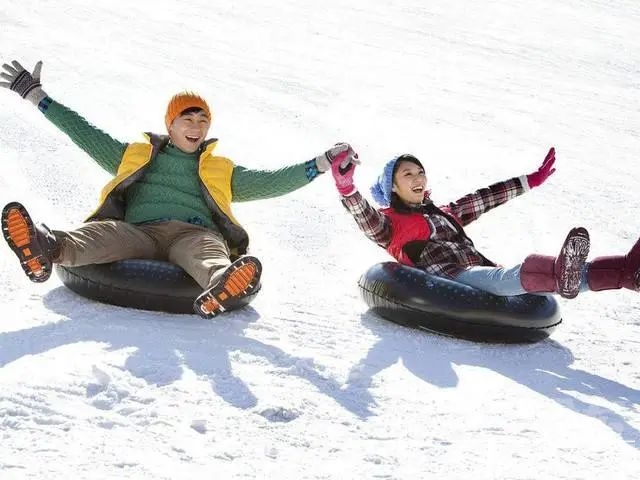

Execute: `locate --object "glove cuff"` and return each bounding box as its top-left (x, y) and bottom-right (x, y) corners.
top-left (337, 185), bottom-right (357, 197)
top-left (315, 155), bottom-right (331, 173)
top-left (25, 86), bottom-right (47, 107)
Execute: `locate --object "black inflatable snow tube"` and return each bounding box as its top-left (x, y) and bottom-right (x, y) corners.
top-left (358, 262), bottom-right (561, 343)
top-left (55, 260), bottom-right (257, 314)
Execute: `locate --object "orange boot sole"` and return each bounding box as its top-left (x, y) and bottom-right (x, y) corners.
top-left (194, 256), bottom-right (262, 318)
top-left (1, 202), bottom-right (52, 282)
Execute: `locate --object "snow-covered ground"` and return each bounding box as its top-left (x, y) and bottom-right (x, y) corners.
top-left (1, 0), bottom-right (639, 478)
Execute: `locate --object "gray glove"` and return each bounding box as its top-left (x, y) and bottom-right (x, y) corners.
top-left (1, 60), bottom-right (47, 106)
top-left (315, 142), bottom-right (359, 173)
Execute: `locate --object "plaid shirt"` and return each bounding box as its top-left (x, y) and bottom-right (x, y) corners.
top-left (341, 176), bottom-right (529, 278)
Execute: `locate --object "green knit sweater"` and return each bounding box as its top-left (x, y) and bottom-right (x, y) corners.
top-left (40, 98), bottom-right (322, 229)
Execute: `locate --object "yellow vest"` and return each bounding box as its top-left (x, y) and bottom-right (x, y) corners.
top-left (86, 133), bottom-right (249, 254)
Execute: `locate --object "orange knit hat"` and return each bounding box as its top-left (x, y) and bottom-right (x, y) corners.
top-left (165, 92), bottom-right (212, 130)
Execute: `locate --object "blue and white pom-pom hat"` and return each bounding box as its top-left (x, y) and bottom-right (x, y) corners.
top-left (370, 154), bottom-right (424, 207)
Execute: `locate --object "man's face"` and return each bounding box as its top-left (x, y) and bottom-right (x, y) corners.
top-left (168, 110), bottom-right (211, 153)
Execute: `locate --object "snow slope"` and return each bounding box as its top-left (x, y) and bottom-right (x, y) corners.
top-left (1, 0), bottom-right (639, 478)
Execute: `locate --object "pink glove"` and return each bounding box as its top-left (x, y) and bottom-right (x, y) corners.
top-left (331, 151), bottom-right (357, 196)
top-left (527, 147), bottom-right (556, 188)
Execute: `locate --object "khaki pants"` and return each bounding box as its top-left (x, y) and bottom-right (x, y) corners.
top-left (54, 220), bottom-right (231, 290)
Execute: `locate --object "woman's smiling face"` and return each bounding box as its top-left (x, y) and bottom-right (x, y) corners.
top-left (392, 160), bottom-right (427, 205)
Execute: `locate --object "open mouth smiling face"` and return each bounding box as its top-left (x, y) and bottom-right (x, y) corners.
top-left (168, 110), bottom-right (211, 153)
top-left (392, 160), bottom-right (428, 205)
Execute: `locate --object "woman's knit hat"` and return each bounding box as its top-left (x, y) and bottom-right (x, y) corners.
top-left (370, 154), bottom-right (424, 207)
top-left (370, 158), bottom-right (398, 207)
top-left (165, 91), bottom-right (212, 130)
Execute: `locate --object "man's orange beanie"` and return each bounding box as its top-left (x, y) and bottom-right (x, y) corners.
top-left (165, 92), bottom-right (212, 130)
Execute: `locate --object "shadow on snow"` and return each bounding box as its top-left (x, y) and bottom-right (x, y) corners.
top-left (0, 286), bottom-right (374, 418)
top-left (1, 286), bottom-right (638, 446)
top-left (345, 313), bottom-right (640, 449)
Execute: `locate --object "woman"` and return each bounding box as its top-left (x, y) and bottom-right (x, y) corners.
top-left (329, 147), bottom-right (639, 298)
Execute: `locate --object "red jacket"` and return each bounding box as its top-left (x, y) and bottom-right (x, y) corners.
top-left (379, 208), bottom-right (430, 266)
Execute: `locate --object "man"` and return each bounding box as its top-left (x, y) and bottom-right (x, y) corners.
top-left (0, 59), bottom-right (357, 318)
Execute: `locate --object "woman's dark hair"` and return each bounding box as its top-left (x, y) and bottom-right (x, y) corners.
top-left (390, 154), bottom-right (425, 211)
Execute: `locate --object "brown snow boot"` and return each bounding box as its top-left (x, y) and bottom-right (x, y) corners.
top-left (194, 255), bottom-right (262, 318)
top-left (1, 202), bottom-right (61, 282)
top-left (586, 237), bottom-right (640, 292)
top-left (520, 227), bottom-right (590, 299)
